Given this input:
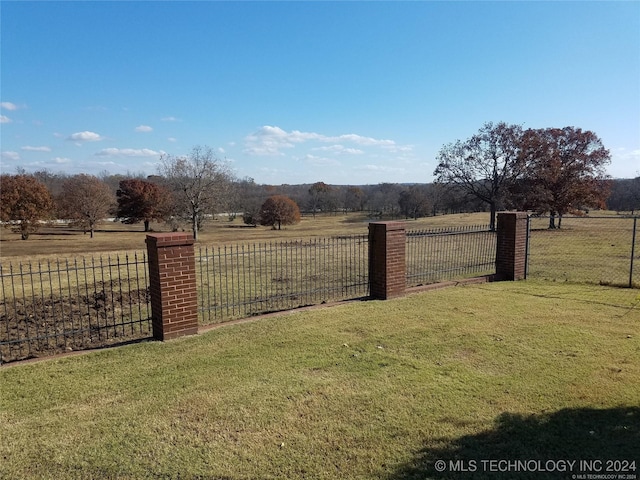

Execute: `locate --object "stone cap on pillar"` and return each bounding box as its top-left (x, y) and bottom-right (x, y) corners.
top-left (145, 232), bottom-right (195, 248)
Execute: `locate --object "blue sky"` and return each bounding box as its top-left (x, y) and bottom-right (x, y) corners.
top-left (1, 1), bottom-right (639, 185)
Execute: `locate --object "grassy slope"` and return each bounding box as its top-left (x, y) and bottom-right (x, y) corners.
top-left (1, 280), bottom-right (638, 479)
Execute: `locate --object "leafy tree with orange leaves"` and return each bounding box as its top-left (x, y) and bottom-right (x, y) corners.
top-left (258, 195), bottom-right (301, 230)
top-left (116, 178), bottom-right (173, 231)
top-left (0, 174), bottom-right (55, 240)
top-left (518, 127), bottom-right (611, 228)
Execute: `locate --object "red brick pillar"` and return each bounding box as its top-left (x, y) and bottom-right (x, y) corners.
top-left (496, 212), bottom-right (528, 281)
top-left (146, 233), bottom-right (198, 340)
top-left (368, 221), bottom-right (406, 299)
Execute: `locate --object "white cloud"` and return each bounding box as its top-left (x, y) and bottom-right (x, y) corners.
top-left (300, 154), bottom-right (341, 167)
top-left (313, 144), bottom-right (365, 155)
top-left (135, 125), bottom-right (153, 132)
top-left (67, 131), bottom-right (104, 142)
top-left (168, 137), bottom-right (177, 142)
top-left (53, 157), bottom-right (72, 164)
top-left (0, 115), bottom-right (12, 124)
top-left (1, 102), bottom-right (19, 111)
top-left (1, 151), bottom-right (21, 161)
top-left (244, 125), bottom-right (408, 156)
top-left (356, 164), bottom-right (406, 174)
top-left (161, 116), bottom-right (181, 122)
top-left (95, 148), bottom-right (166, 158)
top-left (21, 146), bottom-right (52, 152)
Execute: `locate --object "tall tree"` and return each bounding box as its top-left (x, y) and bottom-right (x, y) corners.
top-left (116, 178), bottom-right (172, 231)
top-left (307, 181), bottom-right (332, 217)
top-left (398, 185), bottom-right (431, 219)
top-left (343, 186), bottom-right (366, 212)
top-left (0, 174), bottom-right (55, 240)
top-left (258, 195), bottom-right (301, 230)
top-left (58, 174), bottom-right (115, 238)
top-left (159, 146), bottom-right (234, 240)
top-left (518, 127), bottom-right (611, 228)
top-left (434, 122), bottom-right (525, 230)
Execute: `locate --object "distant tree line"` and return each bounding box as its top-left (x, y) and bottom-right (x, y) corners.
top-left (2, 129), bottom-right (639, 240)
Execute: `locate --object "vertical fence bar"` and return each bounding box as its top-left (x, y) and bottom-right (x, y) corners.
top-left (630, 217), bottom-right (637, 288)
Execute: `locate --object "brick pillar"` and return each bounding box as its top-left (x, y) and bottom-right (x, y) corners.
top-left (496, 212), bottom-right (528, 281)
top-left (368, 221), bottom-right (406, 299)
top-left (146, 233), bottom-right (198, 340)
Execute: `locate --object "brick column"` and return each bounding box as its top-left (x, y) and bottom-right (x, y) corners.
top-left (368, 221), bottom-right (406, 299)
top-left (496, 212), bottom-right (528, 281)
top-left (146, 233), bottom-right (198, 340)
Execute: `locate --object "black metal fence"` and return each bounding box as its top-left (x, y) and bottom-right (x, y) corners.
top-left (197, 235), bottom-right (369, 324)
top-left (527, 215), bottom-right (639, 288)
top-left (406, 225), bottom-right (497, 287)
top-left (0, 253), bottom-right (152, 363)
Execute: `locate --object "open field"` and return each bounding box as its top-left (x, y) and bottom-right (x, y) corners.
top-left (0, 212), bottom-right (492, 261)
top-left (1, 281), bottom-right (638, 479)
top-left (527, 215), bottom-right (639, 288)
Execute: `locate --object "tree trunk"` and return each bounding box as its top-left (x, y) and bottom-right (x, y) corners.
top-left (192, 215), bottom-right (198, 241)
top-left (90, 228), bottom-right (94, 238)
top-left (558, 214), bottom-right (563, 229)
top-left (549, 212), bottom-right (557, 229)
top-left (144, 219), bottom-right (150, 232)
top-left (489, 202), bottom-right (497, 231)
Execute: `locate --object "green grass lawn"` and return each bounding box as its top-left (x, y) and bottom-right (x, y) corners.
top-left (1, 280), bottom-right (639, 479)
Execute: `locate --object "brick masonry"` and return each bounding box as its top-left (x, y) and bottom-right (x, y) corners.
top-left (369, 221), bottom-right (406, 299)
top-left (495, 212), bottom-right (528, 281)
top-left (145, 233), bottom-right (198, 340)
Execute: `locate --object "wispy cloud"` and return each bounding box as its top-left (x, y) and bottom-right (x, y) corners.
top-left (1, 102), bottom-right (20, 111)
top-left (21, 146), bottom-right (52, 152)
top-left (1, 151), bottom-right (21, 161)
top-left (135, 125), bottom-right (153, 132)
top-left (313, 145), bottom-right (365, 155)
top-left (95, 148), bottom-right (166, 157)
top-left (53, 157), bottom-right (72, 164)
top-left (161, 116), bottom-right (181, 122)
top-left (244, 125), bottom-right (409, 156)
top-left (67, 131), bottom-right (104, 142)
top-left (0, 115), bottom-right (12, 124)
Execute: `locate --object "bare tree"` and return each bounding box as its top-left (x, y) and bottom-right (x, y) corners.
top-left (58, 174), bottom-right (115, 238)
top-left (434, 122), bottom-right (525, 230)
top-left (159, 146), bottom-right (235, 240)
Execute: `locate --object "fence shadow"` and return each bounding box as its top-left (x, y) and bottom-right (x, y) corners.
top-left (388, 406), bottom-right (640, 480)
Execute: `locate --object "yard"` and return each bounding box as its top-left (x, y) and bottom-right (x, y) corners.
top-left (1, 280), bottom-right (638, 479)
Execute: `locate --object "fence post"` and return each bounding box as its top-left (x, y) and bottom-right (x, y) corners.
top-left (146, 233), bottom-right (198, 340)
top-left (496, 212), bottom-right (528, 281)
top-left (368, 221), bottom-right (406, 299)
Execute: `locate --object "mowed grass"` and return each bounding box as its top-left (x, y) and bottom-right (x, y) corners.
top-left (1, 281), bottom-right (638, 480)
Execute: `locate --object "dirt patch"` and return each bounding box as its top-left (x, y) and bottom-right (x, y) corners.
top-left (1, 281), bottom-right (152, 364)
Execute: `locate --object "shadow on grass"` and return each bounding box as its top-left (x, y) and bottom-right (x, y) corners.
top-left (389, 407), bottom-right (639, 480)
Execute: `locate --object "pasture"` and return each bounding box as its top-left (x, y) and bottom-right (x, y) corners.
top-left (0, 212), bottom-right (490, 260)
top-left (1, 281), bottom-right (638, 479)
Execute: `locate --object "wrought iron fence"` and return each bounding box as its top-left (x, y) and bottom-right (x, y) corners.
top-left (527, 215), bottom-right (639, 288)
top-left (197, 235), bottom-right (369, 324)
top-left (0, 253), bottom-right (152, 364)
top-left (406, 225), bottom-right (497, 287)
